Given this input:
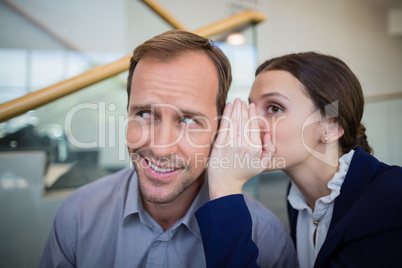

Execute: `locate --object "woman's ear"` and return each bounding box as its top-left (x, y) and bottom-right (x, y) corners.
top-left (321, 119), bottom-right (344, 144)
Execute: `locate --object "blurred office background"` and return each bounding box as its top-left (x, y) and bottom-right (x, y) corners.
top-left (0, 0), bottom-right (401, 267)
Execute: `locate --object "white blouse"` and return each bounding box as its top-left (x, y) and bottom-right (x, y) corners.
top-left (287, 149), bottom-right (355, 268)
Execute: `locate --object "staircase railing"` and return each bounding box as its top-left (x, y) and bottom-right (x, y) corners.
top-left (364, 91), bottom-right (402, 103)
top-left (0, 0), bottom-right (266, 123)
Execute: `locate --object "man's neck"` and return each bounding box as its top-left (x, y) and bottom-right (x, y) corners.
top-left (142, 178), bottom-right (204, 231)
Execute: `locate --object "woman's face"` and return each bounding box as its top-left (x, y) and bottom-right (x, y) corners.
top-left (249, 70), bottom-right (323, 172)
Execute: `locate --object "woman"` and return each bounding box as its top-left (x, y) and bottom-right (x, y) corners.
top-left (196, 52), bottom-right (402, 268)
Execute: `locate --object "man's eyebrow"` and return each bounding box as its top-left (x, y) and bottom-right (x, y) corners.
top-left (129, 104), bottom-right (207, 118)
top-left (181, 110), bottom-right (208, 118)
top-left (129, 104), bottom-right (152, 113)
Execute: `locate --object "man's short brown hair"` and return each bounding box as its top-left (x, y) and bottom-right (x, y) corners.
top-left (127, 30), bottom-right (232, 116)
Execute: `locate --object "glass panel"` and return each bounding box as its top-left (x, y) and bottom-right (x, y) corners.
top-left (0, 69), bottom-right (129, 268)
top-left (29, 50), bottom-right (66, 92)
top-left (363, 98), bottom-right (402, 166)
top-left (0, 88), bottom-right (26, 104)
top-left (66, 51), bottom-right (93, 78)
top-left (0, 49), bottom-right (29, 104)
top-left (217, 26), bottom-right (258, 104)
top-left (0, 49), bottom-right (28, 88)
top-left (0, 74), bottom-right (131, 182)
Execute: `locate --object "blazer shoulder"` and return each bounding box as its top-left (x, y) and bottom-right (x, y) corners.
top-left (349, 147), bottom-right (402, 193)
top-left (372, 160), bottom-right (402, 194)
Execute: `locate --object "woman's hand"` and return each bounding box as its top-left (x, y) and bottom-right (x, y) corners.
top-left (207, 98), bottom-right (276, 200)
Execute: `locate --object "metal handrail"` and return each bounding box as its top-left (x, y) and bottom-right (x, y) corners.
top-left (0, 7), bottom-right (266, 123)
top-left (364, 91), bottom-right (402, 103)
top-left (141, 0), bottom-right (188, 30)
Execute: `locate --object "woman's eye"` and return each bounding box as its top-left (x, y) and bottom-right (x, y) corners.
top-left (180, 117), bottom-right (197, 125)
top-left (267, 105), bottom-right (282, 114)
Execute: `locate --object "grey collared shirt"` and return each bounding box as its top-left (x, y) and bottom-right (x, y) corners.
top-left (39, 168), bottom-right (296, 268)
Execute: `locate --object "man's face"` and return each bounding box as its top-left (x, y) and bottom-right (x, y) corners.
top-left (127, 52), bottom-right (219, 205)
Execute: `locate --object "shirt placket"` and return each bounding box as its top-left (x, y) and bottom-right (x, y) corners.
top-left (145, 228), bottom-right (175, 268)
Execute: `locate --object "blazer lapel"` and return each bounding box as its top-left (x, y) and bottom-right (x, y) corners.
top-left (287, 182), bottom-right (298, 245)
top-left (314, 147), bottom-right (379, 267)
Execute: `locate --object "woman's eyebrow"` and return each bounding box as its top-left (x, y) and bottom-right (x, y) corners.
top-left (249, 92), bottom-right (290, 104)
top-left (259, 92), bottom-right (290, 101)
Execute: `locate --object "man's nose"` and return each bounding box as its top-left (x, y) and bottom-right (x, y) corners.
top-left (151, 122), bottom-right (182, 156)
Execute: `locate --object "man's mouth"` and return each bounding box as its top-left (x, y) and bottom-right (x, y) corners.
top-left (144, 158), bottom-right (180, 173)
top-left (148, 161), bottom-right (176, 173)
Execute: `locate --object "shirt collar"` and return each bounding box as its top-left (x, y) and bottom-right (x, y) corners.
top-left (123, 168), bottom-right (141, 219)
top-left (288, 149), bottom-right (355, 219)
top-left (123, 169), bottom-right (160, 231)
top-left (180, 176), bottom-right (210, 239)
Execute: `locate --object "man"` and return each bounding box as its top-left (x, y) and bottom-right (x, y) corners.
top-left (39, 30), bottom-right (296, 267)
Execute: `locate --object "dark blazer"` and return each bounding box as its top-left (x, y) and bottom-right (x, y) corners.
top-left (289, 146), bottom-right (402, 267)
top-left (196, 147), bottom-right (402, 268)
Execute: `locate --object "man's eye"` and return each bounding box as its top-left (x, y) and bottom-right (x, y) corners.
top-left (180, 117), bottom-right (197, 125)
top-left (138, 111), bottom-right (153, 119)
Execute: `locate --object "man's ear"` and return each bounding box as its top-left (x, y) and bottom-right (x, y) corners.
top-left (321, 119), bottom-right (344, 144)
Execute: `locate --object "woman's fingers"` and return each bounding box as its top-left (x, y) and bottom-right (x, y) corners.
top-left (260, 133), bottom-right (276, 170)
top-left (248, 103), bottom-right (260, 147)
top-left (207, 99), bottom-right (275, 199)
top-left (218, 99), bottom-right (263, 152)
top-left (240, 100), bottom-right (249, 146)
top-left (232, 98), bottom-right (241, 146)
top-left (215, 102), bottom-right (233, 145)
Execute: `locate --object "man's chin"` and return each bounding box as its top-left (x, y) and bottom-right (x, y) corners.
top-left (141, 192), bottom-right (179, 205)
